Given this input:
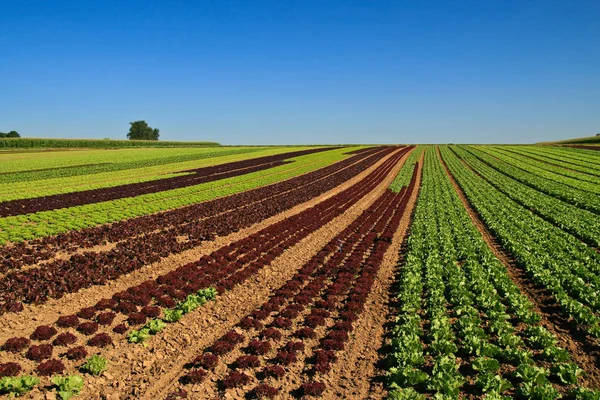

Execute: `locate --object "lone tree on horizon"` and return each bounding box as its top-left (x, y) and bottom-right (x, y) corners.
top-left (0, 131), bottom-right (20, 138)
top-left (127, 121), bottom-right (159, 140)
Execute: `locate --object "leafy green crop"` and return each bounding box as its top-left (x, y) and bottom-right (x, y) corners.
top-left (51, 375), bottom-right (84, 400)
top-left (80, 355), bottom-right (108, 376)
top-left (0, 376), bottom-right (39, 397)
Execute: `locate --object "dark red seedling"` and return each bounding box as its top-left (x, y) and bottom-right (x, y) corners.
top-left (246, 340), bottom-right (271, 355)
top-left (250, 384), bottom-right (278, 399)
top-left (65, 346), bottom-right (88, 360)
top-left (262, 365), bottom-right (285, 379)
top-left (116, 301), bottom-right (138, 314)
top-left (30, 325), bottom-right (58, 341)
top-left (259, 328), bottom-right (282, 341)
top-left (26, 344), bottom-right (53, 361)
top-left (239, 317), bottom-right (263, 331)
top-left (77, 307), bottom-right (97, 320)
top-left (95, 298), bottom-right (118, 311)
top-left (96, 311), bottom-right (116, 325)
top-left (301, 381), bottom-right (326, 396)
top-left (233, 355), bottom-right (260, 369)
top-left (56, 315), bottom-right (80, 328)
top-left (2, 337), bottom-right (30, 353)
top-left (36, 359), bottom-right (65, 376)
top-left (210, 341), bottom-right (235, 356)
top-left (179, 369), bottom-right (207, 384)
top-left (88, 333), bottom-right (113, 348)
top-left (305, 315), bottom-right (326, 328)
top-left (222, 371), bottom-right (251, 389)
top-left (77, 322), bottom-right (99, 335)
top-left (0, 362), bottom-right (22, 378)
top-left (155, 296), bottom-right (177, 308)
top-left (127, 312), bottom-right (147, 326)
top-left (293, 327), bottom-right (316, 339)
top-left (222, 330), bottom-right (245, 344)
top-left (141, 306), bottom-right (161, 318)
top-left (272, 317), bottom-right (292, 329)
top-left (53, 332), bottom-right (77, 347)
top-left (113, 323), bottom-right (128, 334)
top-left (275, 350), bottom-right (297, 366)
top-left (192, 353), bottom-right (218, 370)
top-left (284, 341), bottom-right (304, 353)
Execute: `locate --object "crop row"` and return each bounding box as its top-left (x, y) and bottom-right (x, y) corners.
top-left (464, 147), bottom-right (600, 214)
top-left (0, 146), bottom-right (410, 382)
top-left (440, 146), bottom-right (600, 339)
top-left (0, 146), bottom-right (383, 267)
top-left (168, 164), bottom-right (419, 398)
top-left (385, 147), bottom-right (595, 399)
top-left (389, 146), bottom-right (423, 192)
top-left (451, 147), bottom-right (600, 247)
top-left (501, 146), bottom-right (600, 177)
top-left (0, 147), bottom-right (301, 202)
top-left (0, 147), bottom-right (403, 313)
top-left (486, 147), bottom-right (600, 187)
top-left (0, 147), bottom-right (263, 186)
top-left (0, 146), bottom-right (370, 245)
top-left (0, 147), bottom-right (338, 217)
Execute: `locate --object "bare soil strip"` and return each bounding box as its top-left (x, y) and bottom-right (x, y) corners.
top-left (319, 153), bottom-right (424, 400)
top-left (121, 148), bottom-right (411, 400)
top-left (437, 147), bottom-right (600, 389)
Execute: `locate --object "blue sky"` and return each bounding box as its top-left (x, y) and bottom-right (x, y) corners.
top-left (1, 0), bottom-right (599, 144)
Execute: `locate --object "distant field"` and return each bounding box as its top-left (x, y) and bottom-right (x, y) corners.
top-left (0, 143), bottom-right (599, 399)
top-left (0, 137), bottom-right (220, 148)
top-left (538, 135), bottom-right (600, 145)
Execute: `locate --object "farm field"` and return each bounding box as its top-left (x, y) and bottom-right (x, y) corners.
top-left (0, 144), bottom-right (599, 399)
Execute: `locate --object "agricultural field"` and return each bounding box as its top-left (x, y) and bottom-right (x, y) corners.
top-left (0, 143), bottom-right (599, 399)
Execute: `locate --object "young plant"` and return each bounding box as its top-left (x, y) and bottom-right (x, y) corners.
top-left (127, 328), bottom-right (151, 344)
top-left (80, 355), bottom-right (108, 376)
top-left (51, 375), bottom-right (84, 400)
top-left (0, 376), bottom-right (39, 396)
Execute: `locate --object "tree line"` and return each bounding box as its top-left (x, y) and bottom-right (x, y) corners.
top-left (0, 131), bottom-right (20, 138)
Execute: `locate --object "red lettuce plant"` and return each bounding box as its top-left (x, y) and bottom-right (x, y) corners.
top-left (56, 314), bottom-right (80, 328)
top-left (2, 337), bottom-right (30, 353)
top-left (77, 322), bottom-right (99, 336)
top-left (88, 333), bottom-right (113, 348)
top-left (53, 332), bottom-right (77, 347)
top-left (179, 369), bottom-right (207, 384)
top-left (30, 325), bottom-right (58, 341)
top-left (0, 362), bottom-right (22, 378)
top-left (26, 344), bottom-right (53, 361)
top-left (65, 345), bottom-right (88, 360)
top-left (222, 371), bottom-right (251, 389)
top-left (36, 359), bottom-right (65, 376)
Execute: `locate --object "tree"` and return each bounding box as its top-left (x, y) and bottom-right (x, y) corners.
top-left (0, 131), bottom-right (20, 138)
top-left (127, 121), bottom-right (159, 140)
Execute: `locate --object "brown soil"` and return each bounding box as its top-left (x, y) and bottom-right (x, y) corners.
top-left (436, 147), bottom-right (600, 389)
top-left (320, 152), bottom-right (424, 400)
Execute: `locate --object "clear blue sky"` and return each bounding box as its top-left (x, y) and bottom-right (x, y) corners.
top-left (1, 0), bottom-right (599, 144)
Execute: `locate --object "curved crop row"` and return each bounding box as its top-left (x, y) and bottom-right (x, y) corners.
top-left (167, 165), bottom-right (418, 398)
top-left (463, 146), bottom-right (600, 214)
top-left (0, 147), bottom-right (410, 382)
top-left (0, 146), bottom-right (386, 270)
top-left (451, 146), bottom-right (600, 247)
top-left (0, 147), bottom-right (339, 217)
